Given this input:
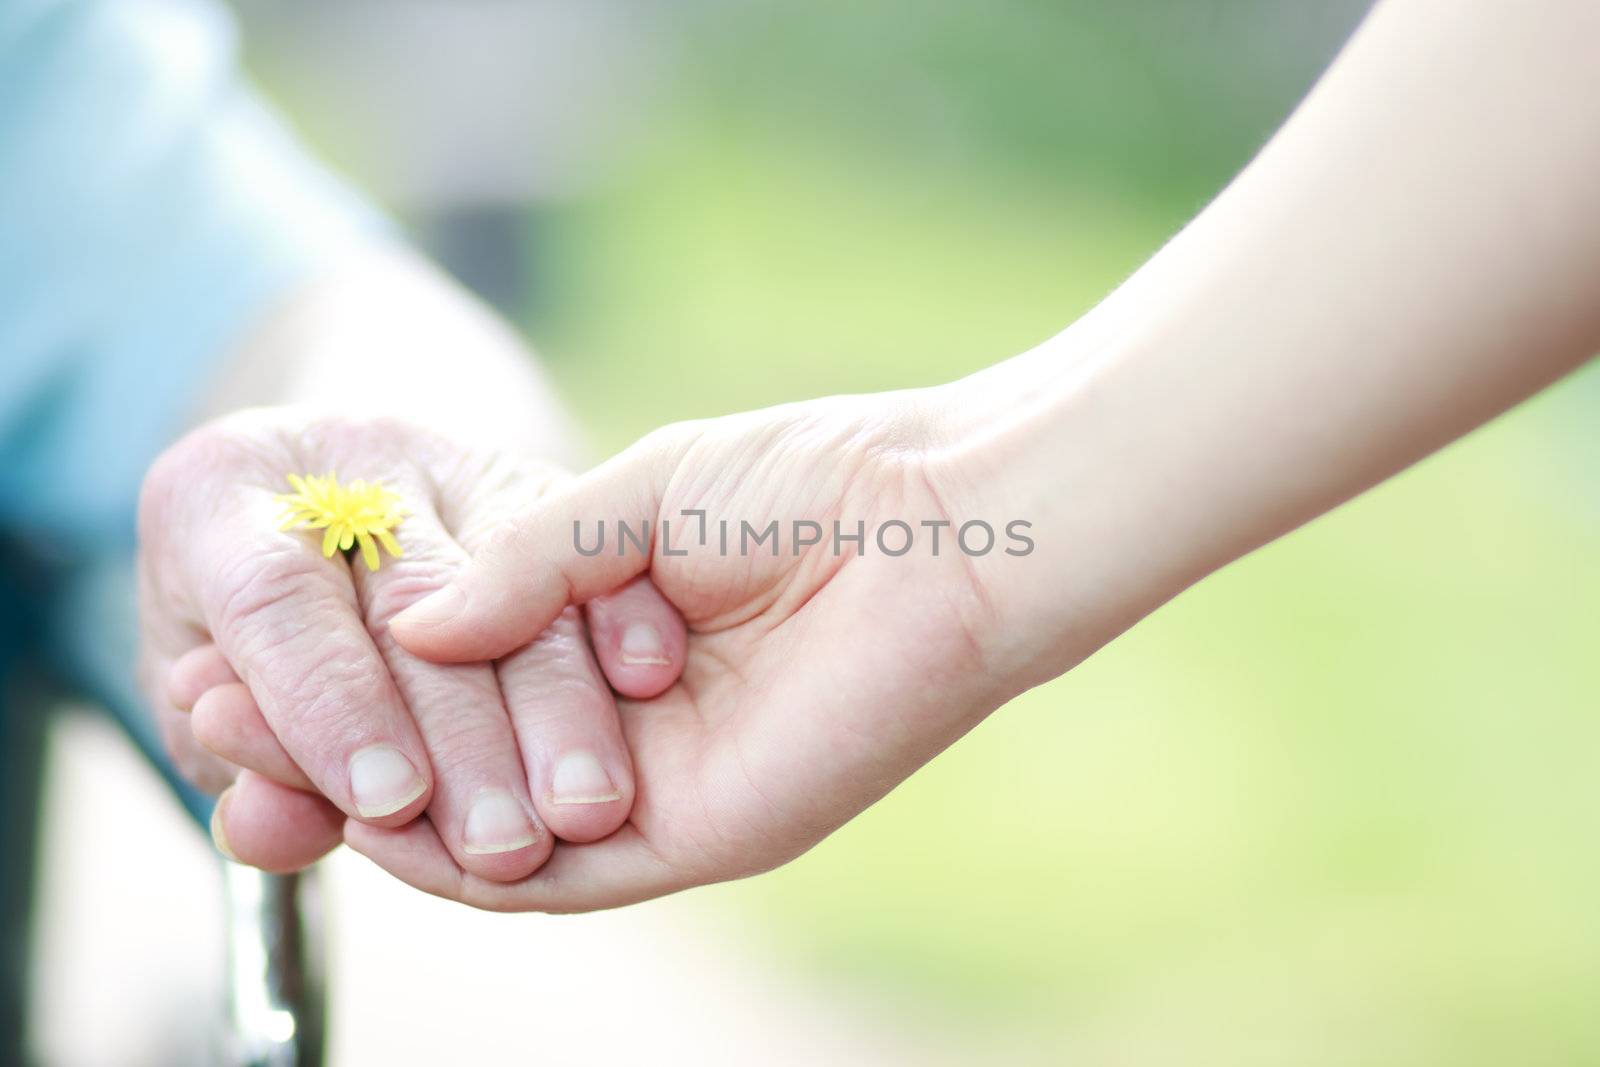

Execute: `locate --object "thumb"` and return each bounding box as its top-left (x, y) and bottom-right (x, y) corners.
top-left (390, 429), bottom-right (683, 662)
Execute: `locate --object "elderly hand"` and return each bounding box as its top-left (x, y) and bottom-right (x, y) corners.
top-left (138, 406), bottom-right (686, 879)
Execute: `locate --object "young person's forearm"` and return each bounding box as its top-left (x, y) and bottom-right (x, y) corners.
top-left (949, 0), bottom-right (1600, 686)
top-left (197, 246), bottom-right (582, 465)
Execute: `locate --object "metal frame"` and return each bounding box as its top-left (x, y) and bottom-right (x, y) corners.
top-left (4, 553), bottom-right (327, 1066)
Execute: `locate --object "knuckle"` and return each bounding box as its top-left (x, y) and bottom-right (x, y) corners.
top-left (144, 418), bottom-right (275, 489)
top-left (447, 458), bottom-right (562, 544)
top-left (139, 417), bottom-right (287, 558)
top-left (210, 546), bottom-right (336, 640)
top-left (210, 574), bottom-right (392, 744)
top-left (359, 556), bottom-right (460, 629)
top-left (510, 675), bottom-right (613, 731)
top-left (269, 632), bottom-right (392, 739)
top-left (416, 712), bottom-right (511, 779)
top-left (138, 429), bottom-right (223, 544)
top-left (499, 662), bottom-right (611, 729)
top-left (501, 642), bottom-right (613, 727)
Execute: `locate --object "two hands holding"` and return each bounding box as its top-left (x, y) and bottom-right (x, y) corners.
top-left (141, 382), bottom-right (1038, 911)
top-left (139, 0), bottom-right (1600, 913)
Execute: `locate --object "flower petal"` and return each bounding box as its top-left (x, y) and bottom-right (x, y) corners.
top-left (356, 532), bottom-right (380, 571)
top-left (375, 528), bottom-right (402, 558)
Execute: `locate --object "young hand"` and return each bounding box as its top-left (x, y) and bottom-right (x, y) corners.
top-left (357, 386), bottom-right (1048, 910)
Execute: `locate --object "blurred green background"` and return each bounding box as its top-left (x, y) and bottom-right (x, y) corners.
top-left (253, 1), bottom-right (1600, 1062)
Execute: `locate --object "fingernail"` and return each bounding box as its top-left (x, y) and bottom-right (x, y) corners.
top-left (462, 789), bottom-right (541, 855)
top-left (210, 787), bottom-right (240, 862)
top-left (392, 584), bottom-right (465, 630)
top-left (619, 622), bottom-right (670, 666)
top-left (550, 751), bottom-right (622, 806)
top-left (349, 744), bottom-right (427, 818)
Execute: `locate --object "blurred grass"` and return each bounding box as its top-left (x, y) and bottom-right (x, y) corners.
top-left (527, 14), bottom-right (1600, 1057)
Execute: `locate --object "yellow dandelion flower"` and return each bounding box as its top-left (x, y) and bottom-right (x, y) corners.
top-left (275, 471), bottom-right (408, 572)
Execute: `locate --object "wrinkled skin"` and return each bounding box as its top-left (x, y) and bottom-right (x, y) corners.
top-left (139, 407), bottom-right (685, 878)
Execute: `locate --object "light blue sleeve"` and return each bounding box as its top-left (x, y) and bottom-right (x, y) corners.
top-left (0, 0), bottom-right (394, 553)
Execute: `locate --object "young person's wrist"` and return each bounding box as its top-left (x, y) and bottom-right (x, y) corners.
top-left (918, 325), bottom-right (1215, 694)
